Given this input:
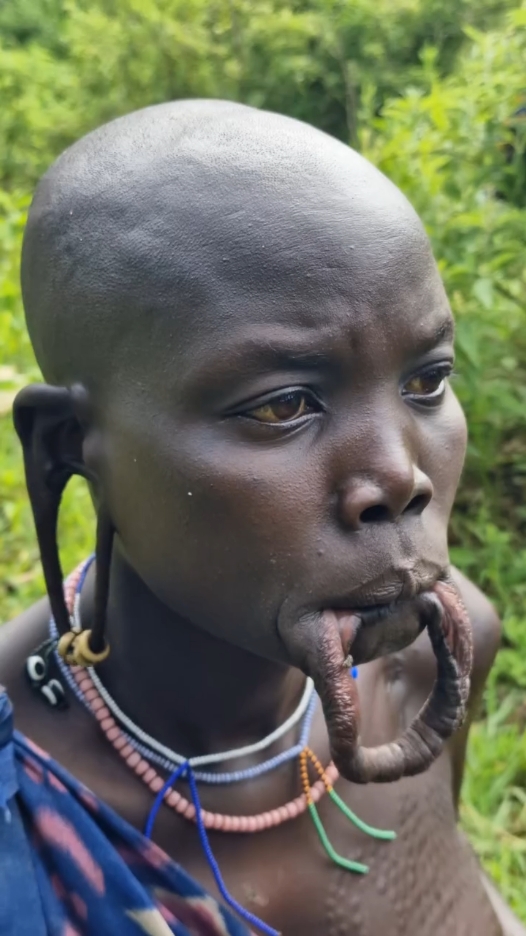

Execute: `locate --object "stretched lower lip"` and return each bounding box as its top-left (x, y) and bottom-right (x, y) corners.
top-left (325, 595), bottom-right (428, 663)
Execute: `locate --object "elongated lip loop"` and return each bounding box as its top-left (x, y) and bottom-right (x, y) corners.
top-left (278, 574), bottom-right (473, 786)
top-left (331, 580), bottom-right (473, 784)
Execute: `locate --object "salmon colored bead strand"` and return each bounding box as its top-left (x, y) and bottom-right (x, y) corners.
top-left (62, 562), bottom-right (339, 833)
top-left (68, 662), bottom-right (337, 833)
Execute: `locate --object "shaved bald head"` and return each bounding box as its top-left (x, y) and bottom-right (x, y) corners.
top-left (21, 99), bottom-right (428, 390)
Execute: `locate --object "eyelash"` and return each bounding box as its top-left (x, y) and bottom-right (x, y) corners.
top-left (234, 363), bottom-right (455, 428)
top-left (401, 363), bottom-right (455, 405)
top-left (238, 388), bottom-right (324, 426)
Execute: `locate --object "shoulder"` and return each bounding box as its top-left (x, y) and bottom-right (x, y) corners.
top-left (444, 568), bottom-right (501, 804)
top-left (449, 566), bottom-right (502, 703)
top-left (387, 567), bottom-right (501, 740)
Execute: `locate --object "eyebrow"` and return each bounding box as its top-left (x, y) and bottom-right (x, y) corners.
top-left (183, 328), bottom-right (339, 389)
top-left (434, 318), bottom-right (455, 345)
top-left (183, 315), bottom-right (455, 393)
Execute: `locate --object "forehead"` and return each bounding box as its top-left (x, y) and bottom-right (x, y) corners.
top-left (109, 209), bottom-right (452, 409)
top-left (159, 194), bottom-right (451, 391)
top-left (44, 108), bottom-right (451, 391)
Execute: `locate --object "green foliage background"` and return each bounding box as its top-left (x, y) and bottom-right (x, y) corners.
top-left (1, 0), bottom-right (525, 918)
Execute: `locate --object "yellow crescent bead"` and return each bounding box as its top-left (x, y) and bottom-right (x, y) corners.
top-left (57, 629), bottom-right (110, 668)
top-left (73, 629), bottom-right (111, 666)
top-left (57, 631), bottom-right (78, 664)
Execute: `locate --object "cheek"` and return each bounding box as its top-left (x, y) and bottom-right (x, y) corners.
top-left (95, 415), bottom-right (322, 653)
top-left (421, 393), bottom-right (467, 514)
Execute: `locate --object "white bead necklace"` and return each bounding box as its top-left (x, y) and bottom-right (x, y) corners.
top-left (49, 569), bottom-right (315, 772)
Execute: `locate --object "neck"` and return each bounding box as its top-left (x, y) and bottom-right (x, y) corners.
top-left (80, 546), bottom-right (306, 759)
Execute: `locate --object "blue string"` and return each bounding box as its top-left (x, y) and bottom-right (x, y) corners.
top-left (73, 556), bottom-right (340, 933)
top-left (145, 764), bottom-right (280, 933)
top-left (187, 765), bottom-right (280, 936)
top-left (144, 760), bottom-right (189, 839)
top-left (76, 553), bottom-right (95, 596)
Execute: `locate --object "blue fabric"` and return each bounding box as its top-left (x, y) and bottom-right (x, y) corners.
top-left (0, 692), bottom-right (18, 810)
top-left (0, 796), bottom-right (48, 936)
top-left (0, 688), bottom-right (253, 936)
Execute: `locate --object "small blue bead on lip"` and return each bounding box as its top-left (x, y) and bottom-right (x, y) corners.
top-left (351, 666), bottom-right (358, 679)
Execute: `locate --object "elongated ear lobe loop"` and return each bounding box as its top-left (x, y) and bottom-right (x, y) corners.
top-left (14, 384), bottom-right (83, 638)
top-left (13, 383), bottom-right (113, 668)
top-left (57, 509), bottom-right (114, 667)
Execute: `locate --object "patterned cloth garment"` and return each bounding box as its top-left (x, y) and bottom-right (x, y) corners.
top-left (0, 688), bottom-right (253, 936)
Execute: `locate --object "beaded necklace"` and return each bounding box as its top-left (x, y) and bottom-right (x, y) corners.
top-left (50, 634), bottom-right (319, 784)
top-left (29, 559), bottom-right (395, 936)
top-left (51, 554), bottom-right (318, 783)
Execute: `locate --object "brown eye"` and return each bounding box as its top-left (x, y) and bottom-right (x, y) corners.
top-left (403, 367), bottom-right (450, 400)
top-left (246, 390), bottom-right (319, 424)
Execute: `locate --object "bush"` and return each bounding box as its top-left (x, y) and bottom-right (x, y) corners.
top-left (361, 12), bottom-right (526, 914)
top-left (0, 0), bottom-right (515, 188)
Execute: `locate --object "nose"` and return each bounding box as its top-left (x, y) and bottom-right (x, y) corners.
top-left (338, 464), bottom-right (433, 531)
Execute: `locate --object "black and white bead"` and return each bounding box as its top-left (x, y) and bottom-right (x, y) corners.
top-left (25, 645), bottom-right (68, 709)
top-left (26, 653), bottom-right (48, 684)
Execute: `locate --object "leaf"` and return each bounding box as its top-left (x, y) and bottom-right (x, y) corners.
top-left (472, 278), bottom-right (495, 310)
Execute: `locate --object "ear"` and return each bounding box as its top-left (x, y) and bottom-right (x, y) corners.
top-left (13, 384), bottom-right (90, 633)
top-left (13, 383), bottom-right (89, 492)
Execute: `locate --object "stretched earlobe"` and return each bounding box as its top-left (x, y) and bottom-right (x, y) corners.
top-left (91, 506), bottom-right (114, 655)
top-left (56, 509), bottom-right (114, 666)
top-left (13, 384), bottom-right (89, 488)
top-left (13, 383), bottom-right (91, 635)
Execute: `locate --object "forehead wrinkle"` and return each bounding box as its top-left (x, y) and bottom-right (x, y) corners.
top-left (179, 324), bottom-right (342, 390)
top-left (176, 305), bottom-right (454, 400)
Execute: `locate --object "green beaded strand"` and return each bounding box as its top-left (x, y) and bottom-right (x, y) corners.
top-left (308, 803), bottom-right (369, 875)
top-left (328, 787), bottom-right (396, 841)
top-left (301, 746), bottom-right (395, 875)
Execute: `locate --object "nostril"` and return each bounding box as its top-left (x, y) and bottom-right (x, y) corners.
top-left (403, 493), bottom-right (429, 516)
top-left (359, 493), bottom-right (430, 525)
top-left (359, 503), bottom-right (392, 524)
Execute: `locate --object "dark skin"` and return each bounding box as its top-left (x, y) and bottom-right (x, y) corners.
top-left (2, 101), bottom-right (524, 934)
